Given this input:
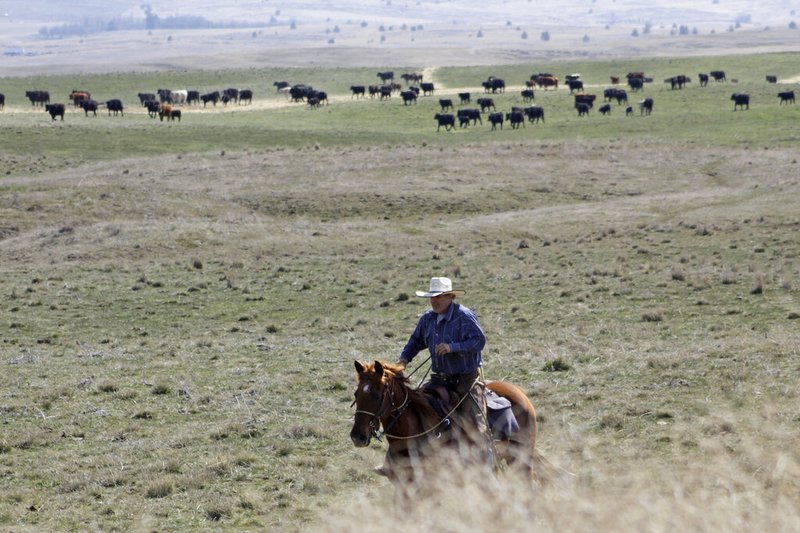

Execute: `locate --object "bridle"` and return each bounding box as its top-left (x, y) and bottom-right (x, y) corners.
top-left (352, 378), bottom-right (409, 442)
top-left (352, 371), bottom-right (464, 442)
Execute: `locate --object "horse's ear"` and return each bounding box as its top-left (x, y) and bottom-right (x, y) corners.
top-left (354, 360), bottom-right (366, 374)
top-left (374, 360), bottom-right (384, 379)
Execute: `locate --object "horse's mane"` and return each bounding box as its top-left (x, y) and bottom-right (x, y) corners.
top-left (378, 361), bottom-right (410, 383)
top-left (376, 361), bottom-right (439, 420)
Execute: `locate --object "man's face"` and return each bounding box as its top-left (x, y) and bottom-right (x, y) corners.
top-left (430, 293), bottom-right (455, 315)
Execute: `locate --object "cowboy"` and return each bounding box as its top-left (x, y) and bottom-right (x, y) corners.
top-left (395, 277), bottom-right (493, 467)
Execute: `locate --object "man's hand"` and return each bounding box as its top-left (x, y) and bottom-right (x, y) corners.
top-left (395, 359), bottom-right (407, 369)
top-left (435, 343), bottom-right (451, 356)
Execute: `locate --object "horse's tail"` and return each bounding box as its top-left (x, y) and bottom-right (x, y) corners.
top-left (529, 447), bottom-right (575, 486)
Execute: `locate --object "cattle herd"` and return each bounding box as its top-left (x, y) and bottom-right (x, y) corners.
top-left (0, 86), bottom-right (255, 122)
top-left (270, 68), bottom-right (796, 132)
top-left (0, 68), bottom-right (795, 131)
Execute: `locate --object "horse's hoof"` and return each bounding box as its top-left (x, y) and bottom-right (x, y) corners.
top-left (373, 465), bottom-right (389, 477)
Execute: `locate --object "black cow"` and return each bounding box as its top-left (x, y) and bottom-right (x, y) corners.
top-left (400, 90), bottom-right (417, 105)
top-left (604, 88), bottom-right (628, 105)
top-left (45, 103), bottom-right (65, 121)
top-left (506, 110), bottom-right (525, 129)
top-left (457, 108), bottom-right (482, 127)
top-left (576, 103), bottom-right (590, 116)
top-left (290, 85), bottom-right (313, 102)
top-left (625, 106), bottom-right (634, 116)
top-left (731, 93), bottom-right (749, 110)
top-left (138, 92), bottom-right (156, 105)
top-left (420, 82), bottom-right (435, 96)
top-left (599, 103), bottom-right (612, 115)
top-left (639, 98), bottom-right (654, 115)
top-left (26, 90), bottom-right (50, 107)
top-left (222, 88), bottom-right (239, 103)
top-left (477, 98), bottom-right (495, 112)
top-left (439, 98), bottom-right (453, 111)
top-left (401, 73), bottom-right (423, 84)
top-left (567, 79), bottom-right (584, 93)
top-left (628, 77), bottom-right (644, 91)
top-left (458, 92), bottom-right (471, 104)
top-left (0, 93), bottom-right (4, 110)
top-left (157, 89), bottom-right (172, 103)
top-left (80, 99), bottom-right (98, 116)
top-left (482, 77), bottom-right (505, 93)
top-left (350, 85), bottom-right (366, 98)
top-left (521, 89), bottom-right (535, 102)
top-left (169, 109), bottom-right (182, 122)
top-left (766, 75), bottom-right (778, 84)
top-left (778, 91), bottom-right (795, 104)
top-left (186, 90), bottom-right (200, 105)
top-left (145, 100), bottom-right (161, 118)
top-left (273, 81), bottom-right (290, 92)
top-left (434, 113), bottom-right (455, 132)
top-left (698, 73), bottom-right (709, 87)
top-left (665, 75), bottom-right (690, 90)
top-left (457, 111), bottom-right (472, 128)
top-left (201, 91), bottom-right (220, 106)
top-left (377, 71), bottom-right (394, 82)
top-left (379, 85), bottom-right (392, 100)
top-left (524, 106), bottom-right (544, 123)
top-left (106, 99), bottom-right (124, 116)
top-left (711, 70), bottom-right (726, 82)
top-left (238, 89), bottom-right (253, 105)
top-left (488, 112), bottom-right (504, 130)
top-left (307, 96), bottom-right (321, 109)
top-left (309, 90), bottom-right (327, 105)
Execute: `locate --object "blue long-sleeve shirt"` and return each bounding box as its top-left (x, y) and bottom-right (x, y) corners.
top-left (399, 302), bottom-right (485, 375)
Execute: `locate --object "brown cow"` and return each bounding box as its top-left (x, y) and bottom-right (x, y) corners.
top-left (574, 94), bottom-right (597, 109)
top-left (531, 74), bottom-right (558, 90)
top-left (69, 90), bottom-right (91, 106)
top-left (158, 103), bottom-right (173, 121)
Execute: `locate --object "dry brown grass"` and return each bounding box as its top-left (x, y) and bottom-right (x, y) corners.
top-left (320, 427), bottom-right (800, 531)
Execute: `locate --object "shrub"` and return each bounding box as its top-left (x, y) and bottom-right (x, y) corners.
top-left (145, 478), bottom-right (174, 499)
top-left (542, 358), bottom-right (570, 372)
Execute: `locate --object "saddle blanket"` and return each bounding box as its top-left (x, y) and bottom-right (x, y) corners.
top-left (486, 389), bottom-right (519, 439)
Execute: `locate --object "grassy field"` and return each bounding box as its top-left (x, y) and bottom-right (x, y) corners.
top-left (1, 52), bottom-right (799, 531)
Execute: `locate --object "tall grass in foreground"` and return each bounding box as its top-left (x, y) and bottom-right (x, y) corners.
top-left (321, 430), bottom-right (800, 532)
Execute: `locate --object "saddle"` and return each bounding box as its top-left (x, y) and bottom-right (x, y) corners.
top-left (423, 385), bottom-right (457, 431)
top-left (423, 385), bottom-right (520, 439)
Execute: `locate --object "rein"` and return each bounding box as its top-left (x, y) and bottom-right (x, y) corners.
top-left (353, 365), bottom-right (479, 442)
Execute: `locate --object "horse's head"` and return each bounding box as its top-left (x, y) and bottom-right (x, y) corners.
top-left (350, 360), bottom-right (405, 447)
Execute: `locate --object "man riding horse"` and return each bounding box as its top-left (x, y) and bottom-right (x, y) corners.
top-left (377, 277), bottom-right (494, 473)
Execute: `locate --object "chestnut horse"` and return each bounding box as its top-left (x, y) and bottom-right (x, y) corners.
top-left (350, 360), bottom-right (539, 489)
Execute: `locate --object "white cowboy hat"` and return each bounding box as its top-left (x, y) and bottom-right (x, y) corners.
top-left (415, 277), bottom-right (465, 298)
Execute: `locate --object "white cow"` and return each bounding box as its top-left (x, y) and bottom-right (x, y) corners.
top-left (170, 90), bottom-right (188, 105)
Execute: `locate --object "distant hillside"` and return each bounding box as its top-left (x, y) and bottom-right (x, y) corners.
top-left (6, 0), bottom-right (799, 33)
top-left (2, 0), bottom-right (798, 76)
